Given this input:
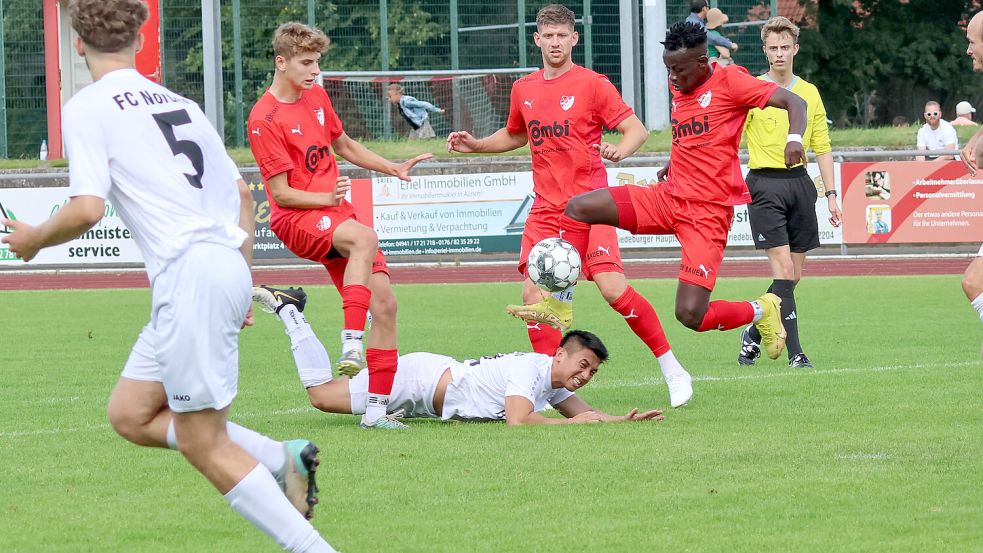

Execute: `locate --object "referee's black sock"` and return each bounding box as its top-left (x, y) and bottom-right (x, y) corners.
top-left (771, 279), bottom-right (802, 358)
top-left (747, 282), bottom-right (775, 344)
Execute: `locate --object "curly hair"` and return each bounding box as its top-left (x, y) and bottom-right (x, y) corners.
top-left (69, 0), bottom-right (148, 53)
top-left (273, 22), bottom-right (330, 60)
top-left (662, 21), bottom-right (707, 52)
top-left (536, 4), bottom-right (576, 30)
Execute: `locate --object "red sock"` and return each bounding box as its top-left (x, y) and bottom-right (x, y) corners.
top-left (341, 284), bottom-right (371, 331)
top-left (559, 213), bottom-right (591, 258)
top-left (527, 322), bottom-right (562, 354)
top-left (696, 300), bottom-right (754, 332)
top-left (611, 286), bottom-right (671, 356)
top-left (366, 348), bottom-right (397, 395)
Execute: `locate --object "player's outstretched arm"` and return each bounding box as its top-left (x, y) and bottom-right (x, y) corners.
top-left (765, 88), bottom-right (808, 168)
top-left (266, 172), bottom-right (351, 209)
top-left (332, 131), bottom-right (432, 182)
top-left (593, 115), bottom-right (648, 162)
top-left (1, 195), bottom-right (104, 262)
top-left (554, 395), bottom-right (664, 422)
top-left (504, 395), bottom-right (602, 425)
top-left (236, 178), bottom-right (256, 328)
top-left (447, 128), bottom-right (527, 155)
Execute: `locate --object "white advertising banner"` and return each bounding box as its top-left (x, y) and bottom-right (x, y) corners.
top-left (371, 163), bottom-right (842, 254)
top-left (0, 188), bottom-right (143, 266)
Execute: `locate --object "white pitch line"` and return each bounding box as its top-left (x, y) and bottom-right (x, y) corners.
top-left (589, 360), bottom-right (981, 389)
top-left (1, 360), bottom-right (979, 439)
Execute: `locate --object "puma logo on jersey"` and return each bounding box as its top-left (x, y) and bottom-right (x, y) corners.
top-left (597, 245), bottom-right (610, 256)
top-left (291, 124), bottom-right (303, 135)
top-left (623, 309), bottom-right (639, 320)
top-left (560, 95), bottom-right (575, 111)
top-left (251, 128), bottom-right (261, 136)
top-left (698, 91), bottom-right (712, 108)
top-left (558, 229), bottom-right (566, 238)
top-left (523, 99), bottom-right (534, 109)
top-left (698, 264), bottom-right (711, 278)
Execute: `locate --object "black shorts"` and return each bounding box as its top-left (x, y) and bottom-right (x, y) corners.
top-left (746, 166), bottom-right (820, 252)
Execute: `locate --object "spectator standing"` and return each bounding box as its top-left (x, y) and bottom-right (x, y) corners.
top-left (686, 0), bottom-right (738, 56)
top-left (387, 84), bottom-right (444, 140)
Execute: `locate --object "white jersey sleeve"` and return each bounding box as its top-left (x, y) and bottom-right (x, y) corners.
top-left (64, 104), bottom-right (112, 200)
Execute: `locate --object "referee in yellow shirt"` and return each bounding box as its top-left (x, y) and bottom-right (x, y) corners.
top-left (739, 16), bottom-right (843, 368)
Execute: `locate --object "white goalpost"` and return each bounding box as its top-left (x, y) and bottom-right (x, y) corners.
top-left (319, 68), bottom-right (538, 141)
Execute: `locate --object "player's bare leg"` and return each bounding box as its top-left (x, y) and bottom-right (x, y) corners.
top-left (306, 378), bottom-right (356, 415)
top-left (593, 270), bottom-right (692, 408)
top-left (172, 408), bottom-right (337, 551)
top-left (961, 256), bottom-right (983, 356)
top-left (108, 377), bottom-right (322, 520)
top-left (330, 219), bottom-right (377, 376)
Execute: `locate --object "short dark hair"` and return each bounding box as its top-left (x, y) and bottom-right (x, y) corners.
top-left (560, 330), bottom-right (609, 363)
top-left (690, 0), bottom-right (708, 14)
top-left (663, 21), bottom-right (707, 52)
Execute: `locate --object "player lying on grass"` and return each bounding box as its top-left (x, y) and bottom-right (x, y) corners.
top-left (254, 286), bottom-right (663, 425)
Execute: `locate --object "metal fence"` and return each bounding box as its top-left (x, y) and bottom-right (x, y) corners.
top-left (0, 0), bottom-right (783, 157)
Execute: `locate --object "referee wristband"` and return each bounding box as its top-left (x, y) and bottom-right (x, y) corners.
top-left (786, 134), bottom-right (803, 144)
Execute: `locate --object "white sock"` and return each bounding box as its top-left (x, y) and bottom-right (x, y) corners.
top-left (167, 420), bottom-right (286, 475)
top-left (365, 394), bottom-right (389, 422)
top-left (225, 464), bottom-right (338, 553)
top-left (341, 329), bottom-right (364, 355)
top-left (292, 336), bottom-right (333, 388)
top-left (276, 305), bottom-right (332, 388)
top-left (552, 287), bottom-right (574, 303)
top-left (751, 301), bottom-right (764, 322)
top-left (972, 293), bottom-right (983, 323)
top-left (278, 305), bottom-right (311, 339)
top-left (657, 349), bottom-right (687, 379)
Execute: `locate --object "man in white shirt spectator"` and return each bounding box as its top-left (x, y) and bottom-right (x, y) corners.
top-left (916, 100), bottom-right (959, 160)
top-left (952, 101), bottom-right (978, 126)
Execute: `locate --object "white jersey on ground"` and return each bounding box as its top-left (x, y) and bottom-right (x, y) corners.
top-left (442, 352), bottom-right (575, 421)
top-left (64, 68), bottom-right (246, 281)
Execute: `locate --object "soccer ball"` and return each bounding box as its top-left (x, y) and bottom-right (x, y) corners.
top-left (527, 237), bottom-right (582, 292)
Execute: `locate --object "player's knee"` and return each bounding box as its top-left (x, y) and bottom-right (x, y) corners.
top-left (353, 229), bottom-right (378, 253)
top-left (597, 277), bottom-right (627, 304)
top-left (962, 273), bottom-right (983, 300)
top-left (372, 289), bottom-right (398, 321)
top-left (564, 196), bottom-right (591, 222)
top-left (674, 304), bottom-right (705, 331)
top-left (106, 404), bottom-right (144, 444)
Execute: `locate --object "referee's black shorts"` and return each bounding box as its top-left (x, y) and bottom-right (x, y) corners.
top-left (746, 166), bottom-right (820, 253)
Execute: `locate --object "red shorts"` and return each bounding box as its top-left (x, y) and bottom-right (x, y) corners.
top-left (612, 185), bottom-right (732, 290)
top-left (271, 204), bottom-right (389, 293)
top-left (519, 205), bottom-right (623, 280)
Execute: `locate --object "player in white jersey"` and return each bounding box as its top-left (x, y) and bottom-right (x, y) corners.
top-left (1, 2), bottom-right (338, 551)
top-left (253, 287), bottom-right (663, 425)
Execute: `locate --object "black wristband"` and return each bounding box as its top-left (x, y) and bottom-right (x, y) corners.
top-left (825, 190), bottom-right (838, 197)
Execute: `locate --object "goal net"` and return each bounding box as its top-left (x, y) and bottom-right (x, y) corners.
top-left (319, 68), bottom-right (537, 141)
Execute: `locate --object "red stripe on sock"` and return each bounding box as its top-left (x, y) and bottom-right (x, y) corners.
top-left (696, 300), bottom-right (754, 332)
top-left (611, 286), bottom-right (671, 356)
top-left (527, 322), bottom-right (562, 354)
top-left (341, 284), bottom-right (371, 331)
top-left (366, 348), bottom-right (397, 395)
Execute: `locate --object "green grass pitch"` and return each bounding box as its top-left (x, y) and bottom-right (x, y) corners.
top-left (1, 275), bottom-right (981, 552)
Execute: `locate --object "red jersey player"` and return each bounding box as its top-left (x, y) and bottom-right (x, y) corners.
top-left (447, 5), bottom-right (699, 408)
top-left (248, 22), bottom-right (429, 429)
top-left (543, 21), bottom-right (810, 403)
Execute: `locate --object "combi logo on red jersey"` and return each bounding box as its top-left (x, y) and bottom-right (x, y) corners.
top-left (670, 115), bottom-right (710, 142)
top-left (527, 119), bottom-right (570, 146)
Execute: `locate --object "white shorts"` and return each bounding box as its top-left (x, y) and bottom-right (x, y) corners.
top-left (348, 352), bottom-right (456, 418)
top-left (120, 242), bottom-right (251, 413)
